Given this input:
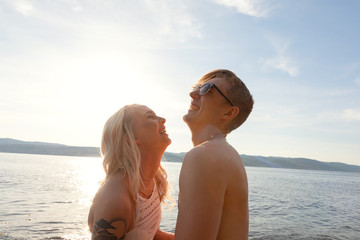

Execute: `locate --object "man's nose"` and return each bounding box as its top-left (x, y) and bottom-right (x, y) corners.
top-left (189, 89), bottom-right (200, 99)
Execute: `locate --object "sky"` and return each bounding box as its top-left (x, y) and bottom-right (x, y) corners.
top-left (1, 0), bottom-right (359, 166)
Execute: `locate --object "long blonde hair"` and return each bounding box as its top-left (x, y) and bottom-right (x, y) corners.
top-left (100, 104), bottom-right (169, 208)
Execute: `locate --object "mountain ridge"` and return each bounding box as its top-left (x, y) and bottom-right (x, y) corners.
top-left (1, 138), bottom-right (359, 173)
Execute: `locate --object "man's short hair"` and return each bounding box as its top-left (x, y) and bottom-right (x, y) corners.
top-left (199, 69), bottom-right (254, 133)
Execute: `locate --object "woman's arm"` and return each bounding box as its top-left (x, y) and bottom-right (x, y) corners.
top-left (154, 229), bottom-right (175, 240)
top-left (89, 180), bottom-right (133, 240)
top-left (92, 218), bottom-right (127, 239)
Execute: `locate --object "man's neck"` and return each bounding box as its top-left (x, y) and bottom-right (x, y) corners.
top-left (191, 125), bottom-right (227, 146)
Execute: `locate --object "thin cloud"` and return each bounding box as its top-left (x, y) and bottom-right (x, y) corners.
top-left (263, 36), bottom-right (299, 76)
top-left (63, 0), bottom-right (83, 12)
top-left (355, 77), bottom-right (360, 86)
top-left (213, 0), bottom-right (273, 17)
top-left (142, 0), bottom-right (202, 42)
top-left (343, 109), bottom-right (360, 121)
top-left (250, 104), bottom-right (308, 128)
top-left (4, 0), bottom-right (35, 16)
top-left (317, 89), bottom-right (355, 97)
top-left (3, 0), bottom-right (201, 47)
top-left (265, 56), bottom-right (299, 76)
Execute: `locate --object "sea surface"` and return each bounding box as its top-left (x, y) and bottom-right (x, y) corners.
top-left (0, 152), bottom-right (359, 240)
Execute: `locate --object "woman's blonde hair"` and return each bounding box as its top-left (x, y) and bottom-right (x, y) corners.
top-left (100, 104), bottom-right (169, 208)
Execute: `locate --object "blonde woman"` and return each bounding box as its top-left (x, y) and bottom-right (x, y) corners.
top-left (88, 104), bottom-right (174, 240)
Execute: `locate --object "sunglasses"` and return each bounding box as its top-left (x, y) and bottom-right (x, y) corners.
top-left (193, 83), bottom-right (234, 106)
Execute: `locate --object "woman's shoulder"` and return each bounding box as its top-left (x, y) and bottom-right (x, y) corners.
top-left (96, 174), bottom-right (131, 205)
top-left (92, 175), bottom-right (132, 220)
top-left (88, 174), bottom-right (133, 236)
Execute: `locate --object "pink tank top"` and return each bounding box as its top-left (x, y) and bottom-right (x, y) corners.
top-left (126, 180), bottom-right (161, 240)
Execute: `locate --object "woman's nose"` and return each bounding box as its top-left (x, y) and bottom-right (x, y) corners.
top-left (158, 116), bottom-right (166, 123)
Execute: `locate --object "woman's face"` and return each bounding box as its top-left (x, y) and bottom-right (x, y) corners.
top-left (131, 105), bottom-right (171, 152)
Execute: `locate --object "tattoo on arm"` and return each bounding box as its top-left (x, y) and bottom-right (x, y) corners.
top-left (92, 218), bottom-right (126, 240)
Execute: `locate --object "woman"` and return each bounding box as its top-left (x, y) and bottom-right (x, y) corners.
top-left (88, 104), bottom-right (174, 240)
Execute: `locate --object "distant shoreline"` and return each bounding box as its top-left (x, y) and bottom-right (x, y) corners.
top-left (1, 138), bottom-right (359, 173)
top-left (0, 150), bottom-right (101, 158)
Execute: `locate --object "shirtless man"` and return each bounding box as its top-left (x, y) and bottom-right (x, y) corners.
top-left (174, 69), bottom-right (254, 240)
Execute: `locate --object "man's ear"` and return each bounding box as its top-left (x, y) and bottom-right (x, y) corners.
top-left (222, 106), bottom-right (239, 121)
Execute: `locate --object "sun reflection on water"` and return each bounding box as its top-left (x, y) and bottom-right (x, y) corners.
top-left (62, 226), bottom-right (92, 240)
top-left (70, 157), bottom-right (105, 207)
top-left (59, 157), bottom-right (105, 240)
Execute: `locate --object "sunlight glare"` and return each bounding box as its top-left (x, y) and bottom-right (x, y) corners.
top-left (71, 157), bottom-right (104, 207)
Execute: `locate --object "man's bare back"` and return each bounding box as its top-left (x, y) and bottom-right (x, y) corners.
top-left (175, 138), bottom-right (248, 240)
top-left (215, 140), bottom-right (249, 240)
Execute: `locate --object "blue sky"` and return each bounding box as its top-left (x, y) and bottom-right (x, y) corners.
top-left (1, 0), bottom-right (359, 165)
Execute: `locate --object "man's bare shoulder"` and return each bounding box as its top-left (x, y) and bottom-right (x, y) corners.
top-left (185, 139), bottom-right (226, 162)
top-left (186, 139), bottom-right (241, 165)
top-left (181, 140), bottom-right (232, 183)
top-left (183, 140), bottom-right (245, 184)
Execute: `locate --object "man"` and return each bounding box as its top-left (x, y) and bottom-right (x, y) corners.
top-left (175, 69), bottom-right (254, 240)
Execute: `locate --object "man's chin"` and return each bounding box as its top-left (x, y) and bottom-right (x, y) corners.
top-left (183, 113), bottom-right (192, 124)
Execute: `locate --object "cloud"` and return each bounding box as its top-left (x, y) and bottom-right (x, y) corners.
top-left (62, 0), bottom-right (83, 12)
top-left (265, 55), bottom-right (299, 76)
top-left (250, 104), bottom-right (309, 128)
top-left (355, 77), bottom-right (360, 86)
top-left (262, 36), bottom-right (299, 76)
top-left (5, 0), bottom-right (35, 16)
top-left (142, 0), bottom-right (202, 42)
top-left (317, 89), bottom-right (355, 97)
top-left (213, 0), bottom-right (273, 17)
top-left (2, 0), bottom-right (201, 48)
top-left (343, 109), bottom-right (360, 121)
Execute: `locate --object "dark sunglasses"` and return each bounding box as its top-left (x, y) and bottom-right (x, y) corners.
top-left (193, 83), bottom-right (234, 106)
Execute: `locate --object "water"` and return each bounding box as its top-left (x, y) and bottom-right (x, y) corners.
top-left (0, 153), bottom-right (359, 240)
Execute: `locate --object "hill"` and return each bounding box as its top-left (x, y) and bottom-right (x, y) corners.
top-left (0, 138), bottom-right (359, 173)
top-left (0, 138), bottom-right (100, 157)
top-left (240, 155), bottom-right (360, 173)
